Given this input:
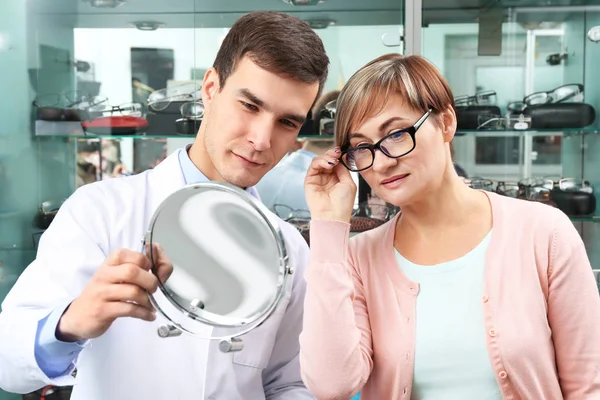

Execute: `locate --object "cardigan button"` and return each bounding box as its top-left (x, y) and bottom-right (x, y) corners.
top-left (499, 370), bottom-right (508, 379)
top-left (482, 294), bottom-right (489, 303)
top-left (489, 329), bottom-right (497, 337)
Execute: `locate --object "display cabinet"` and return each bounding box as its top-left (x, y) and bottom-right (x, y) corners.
top-left (0, 1), bottom-right (404, 398)
top-left (2, 0), bottom-right (599, 398)
top-left (413, 0), bottom-right (600, 283)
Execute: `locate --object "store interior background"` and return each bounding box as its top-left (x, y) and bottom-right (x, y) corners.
top-left (1, 1), bottom-right (599, 398)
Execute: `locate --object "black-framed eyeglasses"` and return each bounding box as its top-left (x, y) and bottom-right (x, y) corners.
top-left (340, 108), bottom-right (432, 172)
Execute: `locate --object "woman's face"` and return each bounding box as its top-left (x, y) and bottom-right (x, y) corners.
top-left (347, 93), bottom-right (454, 207)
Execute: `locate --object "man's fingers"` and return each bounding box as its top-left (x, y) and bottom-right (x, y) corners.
top-left (106, 301), bottom-right (156, 322)
top-left (150, 243), bottom-right (174, 283)
top-left (104, 283), bottom-right (156, 311)
top-left (105, 263), bottom-right (159, 293)
top-left (106, 248), bottom-right (152, 270)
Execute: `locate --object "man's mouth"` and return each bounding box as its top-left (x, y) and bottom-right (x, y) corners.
top-left (233, 152), bottom-right (264, 167)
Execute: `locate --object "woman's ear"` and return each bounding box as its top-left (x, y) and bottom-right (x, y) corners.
top-left (440, 106), bottom-right (457, 143)
top-left (200, 67), bottom-right (220, 108)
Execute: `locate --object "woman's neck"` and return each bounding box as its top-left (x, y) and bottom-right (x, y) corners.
top-left (396, 169), bottom-right (490, 241)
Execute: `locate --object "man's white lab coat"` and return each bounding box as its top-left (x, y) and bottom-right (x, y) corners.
top-left (0, 149), bottom-right (314, 400)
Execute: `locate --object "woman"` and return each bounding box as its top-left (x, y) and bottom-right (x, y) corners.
top-left (299, 53), bottom-right (600, 400)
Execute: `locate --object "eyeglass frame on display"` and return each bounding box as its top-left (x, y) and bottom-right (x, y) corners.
top-left (454, 90), bottom-right (497, 107)
top-left (272, 204), bottom-right (311, 222)
top-left (147, 82), bottom-right (202, 113)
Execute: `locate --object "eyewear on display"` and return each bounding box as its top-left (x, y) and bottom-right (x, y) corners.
top-left (542, 176), bottom-right (593, 193)
top-left (320, 99), bottom-right (337, 119)
top-left (523, 83), bottom-right (584, 106)
top-left (495, 181), bottom-right (520, 198)
top-left (33, 92), bottom-right (107, 122)
top-left (454, 90), bottom-right (497, 107)
top-left (340, 108), bottom-right (432, 172)
top-left (33, 91), bottom-right (93, 109)
top-left (462, 177), bottom-right (495, 190)
top-left (144, 182), bottom-right (293, 353)
top-left (89, 102), bottom-right (144, 118)
top-left (352, 202), bottom-right (398, 221)
top-left (180, 101), bottom-right (205, 120)
top-left (147, 82), bottom-right (202, 112)
top-left (507, 101), bottom-right (527, 113)
top-left (272, 204), bottom-right (311, 221)
top-left (464, 176), bottom-right (595, 203)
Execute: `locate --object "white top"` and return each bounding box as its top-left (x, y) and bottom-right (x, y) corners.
top-left (395, 232), bottom-right (503, 400)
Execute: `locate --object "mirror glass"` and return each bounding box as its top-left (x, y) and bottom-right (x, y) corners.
top-left (146, 182), bottom-right (288, 335)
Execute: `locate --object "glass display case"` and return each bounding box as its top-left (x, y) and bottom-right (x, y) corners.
top-left (0, 1), bottom-right (404, 398)
top-left (416, 0), bottom-right (600, 280)
top-left (1, 0), bottom-right (599, 397)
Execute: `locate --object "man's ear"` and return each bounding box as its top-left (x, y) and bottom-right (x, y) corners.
top-left (201, 67), bottom-right (220, 107)
top-left (440, 106), bottom-right (458, 143)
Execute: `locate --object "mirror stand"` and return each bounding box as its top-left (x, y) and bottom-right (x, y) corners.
top-left (156, 323), bottom-right (245, 353)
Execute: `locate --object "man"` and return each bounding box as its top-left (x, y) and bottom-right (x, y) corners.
top-left (0, 10), bottom-right (329, 400)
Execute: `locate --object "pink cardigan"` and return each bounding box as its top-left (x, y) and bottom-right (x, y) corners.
top-left (299, 191), bottom-right (600, 400)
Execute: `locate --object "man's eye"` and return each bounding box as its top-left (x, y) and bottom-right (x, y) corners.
top-left (241, 101), bottom-right (258, 111)
top-left (280, 119), bottom-right (297, 128)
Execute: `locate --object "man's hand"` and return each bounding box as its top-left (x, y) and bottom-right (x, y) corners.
top-left (56, 246), bottom-right (172, 342)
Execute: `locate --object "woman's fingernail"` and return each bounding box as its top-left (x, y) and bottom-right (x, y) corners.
top-left (334, 148), bottom-right (341, 153)
top-left (328, 161), bottom-right (334, 165)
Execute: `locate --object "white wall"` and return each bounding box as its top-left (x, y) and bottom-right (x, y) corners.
top-left (74, 25), bottom-right (403, 104)
top-left (73, 24), bottom-right (403, 165)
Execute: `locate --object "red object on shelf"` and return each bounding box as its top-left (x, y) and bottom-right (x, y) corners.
top-left (81, 116), bottom-right (149, 135)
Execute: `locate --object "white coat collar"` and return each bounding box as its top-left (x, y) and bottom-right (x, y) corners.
top-left (146, 149), bottom-right (187, 215)
top-left (148, 147), bottom-right (262, 215)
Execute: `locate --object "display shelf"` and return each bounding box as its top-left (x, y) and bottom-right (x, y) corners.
top-left (456, 127), bottom-right (599, 136)
top-left (569, 215), bottom-right (600, 223)
top-left (33, 133), bottom-right (335, 140)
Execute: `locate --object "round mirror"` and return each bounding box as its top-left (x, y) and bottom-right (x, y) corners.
top-left (143, 182), bottom-right (292, 352)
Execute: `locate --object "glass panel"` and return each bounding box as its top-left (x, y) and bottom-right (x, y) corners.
top-left (421, 1), bottom-right (600, 271)
top-left (2, 1), bottom-right (406, 398)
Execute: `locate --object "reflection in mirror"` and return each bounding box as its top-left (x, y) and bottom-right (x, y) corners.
top-left (147, 183), bottom-right (286, 332)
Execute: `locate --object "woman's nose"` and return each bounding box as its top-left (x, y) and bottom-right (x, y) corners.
top-left (371, 149), bottom-right (397, 173)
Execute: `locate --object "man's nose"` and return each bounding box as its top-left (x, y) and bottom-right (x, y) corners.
top-left (247, 122), bottom-right (273, 152)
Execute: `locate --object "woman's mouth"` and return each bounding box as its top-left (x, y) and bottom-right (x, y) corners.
top-left (381, 174), bottom-right (410, 189)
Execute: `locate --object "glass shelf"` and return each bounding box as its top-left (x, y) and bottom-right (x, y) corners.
top-left (33, 134), bottom-right (335, 140)
top-left (456, 127), bottom-right (600, 136)
top-left (569, 215), bottom-right (600, 223)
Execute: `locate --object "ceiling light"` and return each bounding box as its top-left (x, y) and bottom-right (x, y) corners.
top-left (133, 21), bottom-right (164, 31)
top-left (282, 0), bottom-right (326, 6)
top-left (83, 0), bottom-right (126, 8)
top-left (306, 19), bottom-right (335, 29)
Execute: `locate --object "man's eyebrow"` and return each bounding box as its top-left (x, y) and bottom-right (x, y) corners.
top-left (237, 88), bottom-right (306, 125)
top-left (237, 88), bottom-right (266, 109)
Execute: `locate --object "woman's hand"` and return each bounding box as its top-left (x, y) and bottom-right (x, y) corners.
top-left (304, 147), bottom-right (357, 223)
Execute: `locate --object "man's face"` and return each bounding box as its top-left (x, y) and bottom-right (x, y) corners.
top-left (197, 56), bottom-right (319, 188)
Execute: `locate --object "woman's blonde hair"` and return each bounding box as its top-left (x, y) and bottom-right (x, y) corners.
top-left (335, 54), bottom-right (455, 148)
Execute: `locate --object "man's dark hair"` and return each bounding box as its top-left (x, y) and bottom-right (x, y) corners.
top-left (213, 11), bottom-right (330, 100)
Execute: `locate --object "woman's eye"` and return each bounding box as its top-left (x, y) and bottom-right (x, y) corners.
top-left (388, 130), bottom-right (408, 140)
